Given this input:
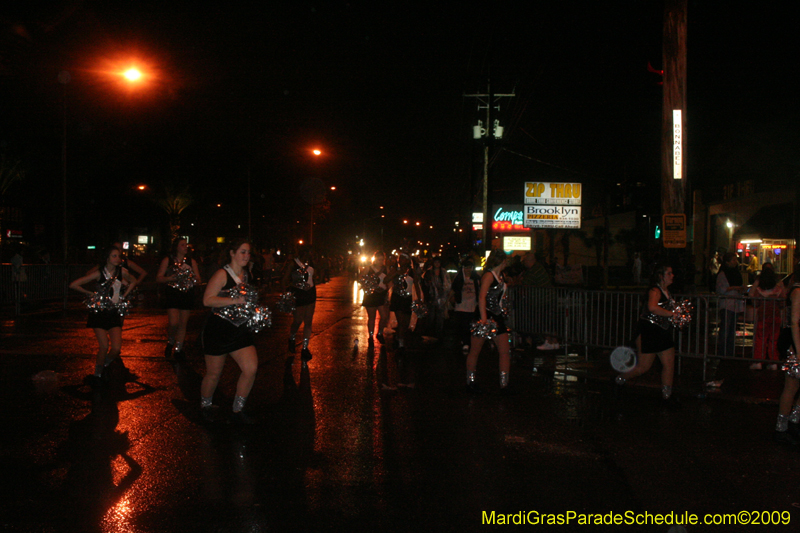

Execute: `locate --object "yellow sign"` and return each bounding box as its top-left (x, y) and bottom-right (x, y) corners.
top-left (662, 214), bottom-right (686, 248)
top-left (524, 182), bottom-right (582, 205)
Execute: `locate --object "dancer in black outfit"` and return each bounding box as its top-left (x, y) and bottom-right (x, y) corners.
top-left (616, 264), bottom-right (680, 407)
top-left (156, 237), bottom-right (202, 361)
top-left (360, 251), bottom-right (390, 344)
top-left (70, 246), bottom-right (139, 385)
top-left (465, 250), bottom-right (512, 394)
top-left (283, 246), bottom-right (317, 366)
top-left (200, 239), bottom-right (259, 424)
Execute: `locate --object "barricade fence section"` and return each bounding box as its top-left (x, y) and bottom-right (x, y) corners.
top-left (1, 264), bottom-right (96, 312)
top-left (509, 286), bottom-right (788, 375)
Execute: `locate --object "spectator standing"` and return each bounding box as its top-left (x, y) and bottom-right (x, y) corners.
top-left (748, 262), bottom-right (782, 370)
top-left (521, 252), bottom-right (560, 350)
top-left (708, 251), bottom-right (720, 292)
top-left (449, 260), bottom-right (480, 353)
top-left (633, 253), bottom-right (642, 285)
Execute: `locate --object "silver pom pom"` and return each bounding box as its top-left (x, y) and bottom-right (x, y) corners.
top-left (411, 299), bottom-right (429, 318)
top-left (291, 265), bottom-right (310, 290)
top-left (470, 319), bottom-right (499, 339)
top-left (670, 299), bottom-right (694, 329)
top-left (214, 283), bottom-right (272, 332)
top-left (783, 349), bottom-right (800, 379)
top-left (359, 273), bottom-right (379, 295)
top-left (247, 306), bottom-right (272, 333)
top-left (168, 262), bottom-right (196, 292)
top-left (85, 278), bottom-right (130, 316)
top-left (275, 291), bottom-right (296, 313)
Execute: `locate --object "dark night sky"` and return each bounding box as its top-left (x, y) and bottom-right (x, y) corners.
top-left (1, 1), bottom-right (798, 252)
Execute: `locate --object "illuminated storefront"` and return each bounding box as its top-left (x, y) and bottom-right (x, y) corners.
top-left (737, 238), bottom-right (795, 275)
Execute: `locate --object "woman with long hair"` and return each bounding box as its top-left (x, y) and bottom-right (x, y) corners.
top-left (283, 245), bottom-right (317, 365)
top-left (360, 251), bottom-right (390, 344)
top-left (69, 245), bottom-right (139, 385)
top-left (386, 252), bottom-right (421, 353)
top-left (616, 264), bottom-right (681, 406)
top-left (199, 239), bottom-right (259, 423)
top-left (465, 249), bottom-right (512, 394)
top-left (156, 237), bottom-right (202, 361)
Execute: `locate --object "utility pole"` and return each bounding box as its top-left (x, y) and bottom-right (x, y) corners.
top-left (465, 80), bottom-right (514, 254)
top-left (661, 0), bottom-right (687, 217)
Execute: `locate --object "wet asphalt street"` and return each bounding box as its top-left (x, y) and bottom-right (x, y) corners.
top-left (2, 275), bottom-right (799, 532)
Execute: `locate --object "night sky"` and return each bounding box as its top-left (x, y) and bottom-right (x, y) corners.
top-left (1, 1), bottom-right (797, 255)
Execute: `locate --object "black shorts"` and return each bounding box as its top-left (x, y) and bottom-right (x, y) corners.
top-left (291, 286), bottom-right (317, 307)
top-left (87, 310), bottom-right (123, 330)
top-left (390, 294), bottom-right (412, 314)
top-left (162, 286), bottom-right (196, 310)
top-left (638, 319), bottom-right (674, 354)
top-left (362, 290), bottom-right (388, 308)
top-left (487, 311), bottom-right (509, 336)
top-left (201, 314), bottom-right (254, 356)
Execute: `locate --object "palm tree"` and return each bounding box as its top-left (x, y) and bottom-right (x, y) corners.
top-left (153, 183), bottom-right (193, 244)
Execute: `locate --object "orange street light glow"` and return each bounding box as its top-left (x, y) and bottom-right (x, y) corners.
top-left (123, 68), bottom-right (142, 82)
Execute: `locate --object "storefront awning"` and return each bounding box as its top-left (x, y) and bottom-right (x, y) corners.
top-left (734, 203), bottom-right (793, 240)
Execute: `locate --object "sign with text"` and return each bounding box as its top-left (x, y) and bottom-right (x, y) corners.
top-left (491, 205), bottom-right (530, 232)
top-left (673, 110), bottom-right (683, 180)
top-left (503, 236), bottom-right (531, 251)
top-left (662, 214), bottom-right (686, 248)
top-left (523, 205), bottom-right (582, 229)
top-left (524, 182), bottom-right (582, 205)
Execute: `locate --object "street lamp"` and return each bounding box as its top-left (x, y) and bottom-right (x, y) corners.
top-left (123, 68), bottom-right (142, 82)
top-left (58, 64), bottom-right (148, 262)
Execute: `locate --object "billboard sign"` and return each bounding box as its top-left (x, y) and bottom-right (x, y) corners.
top-left (524, 205), bottom-right (581, 229)
top-left (524, 182), bottom-right (582, 205)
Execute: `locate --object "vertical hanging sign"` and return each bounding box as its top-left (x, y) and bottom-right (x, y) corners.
top-left (673, 109), bottom-right (682, 180)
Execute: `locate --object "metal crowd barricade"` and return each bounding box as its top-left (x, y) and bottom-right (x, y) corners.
top-left (1, 264), bottom-right (95, 314)
top-left (509, 285), bottom-right (786, 380)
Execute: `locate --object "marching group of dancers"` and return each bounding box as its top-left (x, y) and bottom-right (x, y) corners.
top-left (67, 237), bottom-right (518, 422)
top-left (68, 238), bottom-right (800, 440)
top-left (69, 238), bottom-right (319, 424)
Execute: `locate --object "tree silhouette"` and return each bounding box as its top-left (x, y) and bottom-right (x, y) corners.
top-left (153, 183), bottom-right (193, 243)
